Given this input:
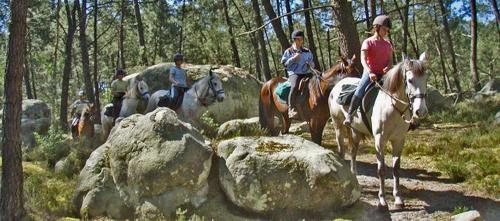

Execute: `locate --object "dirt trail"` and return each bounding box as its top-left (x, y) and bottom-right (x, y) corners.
top-left (318, 123), bottom-right (500, 221)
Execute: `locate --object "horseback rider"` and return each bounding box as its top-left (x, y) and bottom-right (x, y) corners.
top-left (344, 15), bottom-right (393, 126)
top-left (281, 30), bottom-right (315, 118)
top-left (70, 90), bottom-right (90, 138)
top-left (168, 53), bottom-right (189, 109)
top-left (110, 68), bottom-right (128, 120)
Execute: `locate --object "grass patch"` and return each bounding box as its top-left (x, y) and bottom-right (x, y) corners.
top-left (404, 95), bottom-right (500, 197)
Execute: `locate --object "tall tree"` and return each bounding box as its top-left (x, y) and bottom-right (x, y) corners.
top-left (77, 0), bottom-right (95, 103)
top-left (331, 0), bottom-right (362, 72)
top-left (261, 0), bottom-right (290, 51)
top-left (178, 0), bottom-right (186, 53)
top-left (93, 0), bottom-right (101, 122)
top-left (412, 2), bottom-right (419, 54)
top-left (119, 0), bottom-right (126, 68)
top-left (363, 0), bottom-right (371, 31)
top-left (251, 0), bottom-right (272, 80)
top-left (302, 0), bottom-right (320, 68)
top-left (133, 0), bottom-right (148, 65)
top-left (24, 33), bottom-right (33, 99)
top-left (393, 0), bottom-right (418, 55)
top-left (59, 0), bottom-right (78, 130)
top-left (470, 0), bottom-right (480, 91)
top-left (52, 0), bottom-right (61, 80)
top-left (491, 0), bottom-right (500, 46)
top-left (285, 0), bottom-right (294, 38)
top-left (222, 0), bottom-right (241, 67)
top-left (370, 0), bottom-right (376, 22)
top-left (438, 0), bottom-right (462, 93)
top-left (432, 4), bottom-right (452, 93)
top-left (1, 0), bottom-right (28, 219)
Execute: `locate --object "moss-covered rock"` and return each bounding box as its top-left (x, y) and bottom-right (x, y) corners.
top-left (216, 135), bottom-right (360, 215)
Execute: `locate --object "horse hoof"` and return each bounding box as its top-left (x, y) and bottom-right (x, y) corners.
top-left (377, 202), bottom-right (389, 212)
top-left (394, 203), bottom-right (405, 211)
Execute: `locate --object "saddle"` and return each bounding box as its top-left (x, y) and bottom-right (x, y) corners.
top-left (103, 105), bottom-right (115, 117)
top-left (275, 77), bottom-right (311, 104)
top-left (337, 81), bottom-right (380, 132)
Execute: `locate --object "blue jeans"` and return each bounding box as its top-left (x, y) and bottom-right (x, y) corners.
top-left (354, 70), bottom-right (379, 98)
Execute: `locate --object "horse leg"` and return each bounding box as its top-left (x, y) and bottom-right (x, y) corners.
top-left (391, 138), bottom-right (405, 210)
top-left (334, 127), bottom-right (345, 159)
top-left (281, 112), bottom-right (291, 134)
top-left (348, 130), bottom-right (361, 175)
top-left (374, 134), bottom-right (388, 210)
top-left (309, 118), bottom-right (326, 145)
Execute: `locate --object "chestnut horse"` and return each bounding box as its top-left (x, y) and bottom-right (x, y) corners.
top-left (77, 103), bottom-right (97, 140)
top-left (259, 56), bottom-right (358, 144)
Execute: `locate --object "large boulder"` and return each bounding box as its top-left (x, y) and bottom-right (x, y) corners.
top-left (0, 99), bottom-right (51, 148)
top-left (216, 135), bottom-right (360, 215)
top-left (479, 78), bottom-right (500, 95)
top-left (125, 63), bottom-right (262, 123)
top-left (74, 108), bottom-right (213, 219)
top-left (426, 85), bottom-right (453, 113)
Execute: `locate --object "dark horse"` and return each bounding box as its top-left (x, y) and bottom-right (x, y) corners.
top-left (259, 56), bottom-right (358, 145)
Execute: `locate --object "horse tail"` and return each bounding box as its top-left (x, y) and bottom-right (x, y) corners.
top-left (259, 88), bottom-right (267, 129)
top-left (259, 82), bottom-right (272, 131)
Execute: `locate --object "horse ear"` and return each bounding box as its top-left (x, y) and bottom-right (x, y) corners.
top-left (419, 52), bottom-right (428, 63)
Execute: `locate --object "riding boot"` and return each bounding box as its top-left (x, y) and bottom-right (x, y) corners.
top-left (344, 95), bottom-right (362, 126)
top-left (288, 89), bottom-right (298, 118)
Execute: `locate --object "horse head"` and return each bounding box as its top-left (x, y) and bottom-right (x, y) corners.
top-left (207, 69), bottom-right (225, 103)
top-left (133, 77), bottom-right (150, 100)
top-left (385, 52), bottom-right (429, 120)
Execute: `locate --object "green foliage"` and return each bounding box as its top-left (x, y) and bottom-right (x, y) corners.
top-left (175, 208), bottom-right (188, 221)
top-left (452, 205), bottom-right (472, 215)
top-left (198, 111), bottom-right (220, 138)
top-left (32, 127), bottom-right (70, 168)
top-left (405, 97), bottom-right (500, 196)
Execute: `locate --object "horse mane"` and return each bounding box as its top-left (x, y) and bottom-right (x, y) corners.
top-left (383, 59), bottom-right (425, 94)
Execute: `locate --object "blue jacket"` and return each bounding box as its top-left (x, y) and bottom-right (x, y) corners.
top-left (281, 46), bottom-right (315, 75)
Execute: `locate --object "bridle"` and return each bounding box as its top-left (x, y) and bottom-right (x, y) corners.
top-left (375, 60), bottom-right (427, 118)
top-left (194, 72), bottom-right (225, 106)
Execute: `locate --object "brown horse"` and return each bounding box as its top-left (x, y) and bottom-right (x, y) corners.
top-left (77, 103), bottom-right (97, 140)
top-left (259, 56), bottom-right (358, 144)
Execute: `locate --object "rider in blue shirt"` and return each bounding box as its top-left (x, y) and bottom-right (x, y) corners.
top-left (281, 30), bottom-right (314, 118)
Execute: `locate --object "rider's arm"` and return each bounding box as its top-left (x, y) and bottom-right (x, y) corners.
top-left (281, 49), bottom-right (295, 66)
top-left (360, 50), bottom-right (371, 73)
top-left (169, 69), bottom-right (178, 85)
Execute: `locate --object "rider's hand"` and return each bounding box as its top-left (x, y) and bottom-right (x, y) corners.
top-left (292, 52), bottom-right (301, 61)
top-left (369, 73), bottom-right (378, 82)
top-left (383, 66), bottom-right (390, 74)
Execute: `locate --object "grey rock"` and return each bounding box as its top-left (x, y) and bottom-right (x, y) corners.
top-left (289, 122), bottom-right (309, 134)
top-left (217, 117), bottom-right (261, 138)
top-left (125, 63), bottom-right (262, 123)
top-left (452, 210), bottom-right (482, 221)
top-left (426, 85), bottom-right (453, 113)
top-left (216, 135), bottom-right (360, 215)
top-left (74, 108), bottom-right (213, 219)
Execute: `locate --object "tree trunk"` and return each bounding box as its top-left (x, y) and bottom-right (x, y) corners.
top-left (60, 0), bottom-right (77, 131)
top-left (77, 0), bottom-right (95, 103)
top-left (432, 4), bottom-right (451, 93)
top-left (119, 0), bottom-right (126, 69)
top-left (53, 0), bottom-right (61, 80)
top-left (285, 0), bottom-right (294, 39)
top-left (412, 2), bottom-right (419, 54)
top-left (222, 0), bottom-right (241, 67)
top-left (93, 0), bottom-right (101, 122)
top-left (393, 0), bottom-right (418, 56)
top-left (379, 0), bottom-right (384, 13)
top-left (1, 0), bottom-right (28, 220)
top-left (364, 0), bottom-right (371, 32)
top-left (261, 0), bottom-right (290, 51)
top-left (470, 0), bottom-right (480, 91)
top-left (24, 33), bottom-right (33, 99)
top-left (331, 0), bottom-right (363, 72)
top-left (438, 0), bottom-right (462, 93)
top-left (310, 0), bottom-right (326, 69)
top-left (133, 0), bottom-right (148, 65)
top-left (370, 0), bottom-right (376, 22)
top-left (251, 0), bottom-right (272, 80)
top-left (230, 0), bottom-right (262, 78)
top-left (303, 0), bottom-right (320, 68)
top-left (327, 28), bottom-right (332, 67)
top-left (490, 0), bottom-right (500, 46)
top-left (178, 0), bottom-right (186, 53)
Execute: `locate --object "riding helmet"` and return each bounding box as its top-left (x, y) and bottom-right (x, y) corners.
top-left (291, 30), bottom-right (305, 39)
top-left (173, 53), bottom-right (184, 62)
top-left (373, 15), bottom-right (392, 29)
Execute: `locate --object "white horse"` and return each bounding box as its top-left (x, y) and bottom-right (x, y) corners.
top-left (101, 77), bottom-right (150, 141)
top-left (145, 70), bottom-right (225, 126)
top-left (328, 52), bottom-right (428, 210)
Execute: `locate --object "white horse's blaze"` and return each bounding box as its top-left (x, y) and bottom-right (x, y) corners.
top-left (328, 52), bottom-right (429, 209)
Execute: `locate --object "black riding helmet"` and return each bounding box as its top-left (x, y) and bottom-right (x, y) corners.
top-left (291, 30), bottom-right (305, 39)
top-left (373, 15), bottom-right (392, 29)
top-left (173, 53), bottom-right (184, 62)
top-left (116, 68), bottom-right (126, 76)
